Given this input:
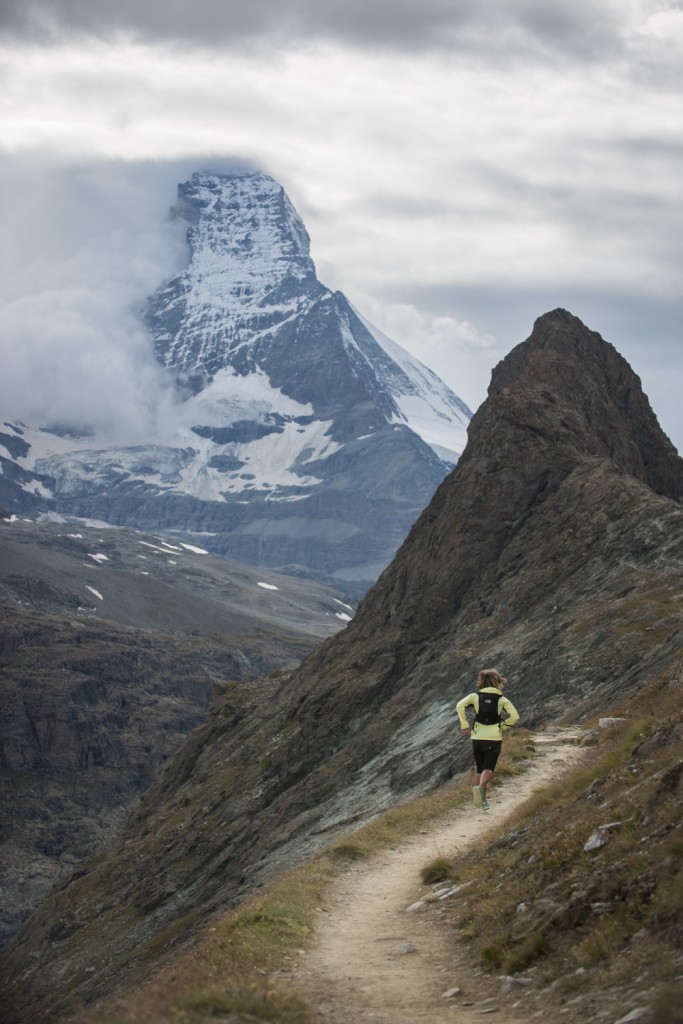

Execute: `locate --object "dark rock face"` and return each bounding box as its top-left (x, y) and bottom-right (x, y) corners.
top-left (2, 310), bottom-right (682, 1024)
top-left (0, 607), bottom-right (218, 948)
top-left (355, 308), bottom-right (683, 644)
top-left (0, 427), bottom-right (52, 515)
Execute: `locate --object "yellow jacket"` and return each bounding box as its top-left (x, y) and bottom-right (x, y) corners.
top-left (456, 687), bottom-right (520, 741)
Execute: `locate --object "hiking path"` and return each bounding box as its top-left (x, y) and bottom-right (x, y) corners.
top-left (291, 728), bottom-right (585, 1023)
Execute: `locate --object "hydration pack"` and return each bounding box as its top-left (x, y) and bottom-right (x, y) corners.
top-left (475, 690), bottom-right (502, 726)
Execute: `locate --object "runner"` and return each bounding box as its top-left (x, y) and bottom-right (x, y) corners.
top-left (456, 668), bottom-right (519, 810)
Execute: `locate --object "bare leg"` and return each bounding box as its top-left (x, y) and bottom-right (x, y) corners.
top-left (479, 769), bottom-right (493, 800)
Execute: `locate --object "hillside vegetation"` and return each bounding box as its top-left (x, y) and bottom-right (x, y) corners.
top-left (64, 659), bottom-right (683, 1024)
top-left (441, 659), bottom-right (683, 1024)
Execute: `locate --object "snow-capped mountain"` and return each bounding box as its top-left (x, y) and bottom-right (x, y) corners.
top-left (2, 171), bottom-right (471, 590)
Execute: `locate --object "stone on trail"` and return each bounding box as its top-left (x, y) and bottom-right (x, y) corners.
top-left (406, 899), bottom-right (427, 912)
top-left (391, 943), bottom-right (417, 956)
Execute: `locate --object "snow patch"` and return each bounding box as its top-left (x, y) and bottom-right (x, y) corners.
top-left (85, 585), bottom-right (103, 601)
top-left (88, 553), bottom-right (109, 563)
top-left (257, 581), bottom-right (279, 591)
top-left (21, 478), bottom-right (53, 498)
top-left (183, 366), bottom-right (313, 427)
top-left (179, 542), bottom-right (209, 555)
top-left (356, 311), bottom-right (471, 461)
top-left (139, 541), bottom-right (169, 554)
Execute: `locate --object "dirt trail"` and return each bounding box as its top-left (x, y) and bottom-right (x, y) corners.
top-left (292, 729), bottom-right (585, 1024)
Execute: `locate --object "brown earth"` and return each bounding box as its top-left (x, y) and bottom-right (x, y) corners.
top-left (293, 730), bottom-right (584, 1024)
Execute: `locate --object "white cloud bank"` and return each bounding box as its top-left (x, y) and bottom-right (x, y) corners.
top-left (0, 161), bottom-right (193, 437)
top-left (0, 0), bottom-right (681, 448)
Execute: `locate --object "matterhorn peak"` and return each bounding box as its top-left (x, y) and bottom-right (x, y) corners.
top-left (148, 170), bottom-right (324, 387)
top-left (4, 170), bottom-right (472, 589)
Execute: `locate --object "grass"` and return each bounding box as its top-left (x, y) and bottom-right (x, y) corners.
top-left (67, 669), bottom-right (683, 1024)
top-left (73, 765), bottom-right (473, 1024)
top-left (433, 665), bottom-right (683, 1020)
top-left (421, 856), bottom-right (453, 885)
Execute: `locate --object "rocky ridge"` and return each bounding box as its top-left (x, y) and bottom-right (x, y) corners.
top-left (1, 310), bottom-right (681, 1023)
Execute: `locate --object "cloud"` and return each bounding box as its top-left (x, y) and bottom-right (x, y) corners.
top-left (1, 290), bottom-right (176, 437)
top-left (0, 2), bottom-right (681, 452)
top-left (0, 158), bottom-right (200, 438)
top-left (347, 290), bottom-right (500, 411)
top-left (0, 0), bottom-right (638, 60)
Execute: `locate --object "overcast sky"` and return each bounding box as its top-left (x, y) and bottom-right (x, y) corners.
top-left (1, 0), bottom-right (681, 449)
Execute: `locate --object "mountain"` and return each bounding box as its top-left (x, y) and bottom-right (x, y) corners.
top-left (0, 515), bottom-right (352, 948)
top-left (1, 171), bottom-right (471, 591)
top-left (3, 310), bottom-right (681, 1023)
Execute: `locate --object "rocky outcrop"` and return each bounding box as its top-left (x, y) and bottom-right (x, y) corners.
top-left (2, 310), bottom-right (681, 1023)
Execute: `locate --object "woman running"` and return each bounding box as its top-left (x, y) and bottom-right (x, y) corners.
top-left (456, 668), bottom-right (520, 810)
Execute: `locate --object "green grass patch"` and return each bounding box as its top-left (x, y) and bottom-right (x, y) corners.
top-left (504, 931), bottom-right (548, 974)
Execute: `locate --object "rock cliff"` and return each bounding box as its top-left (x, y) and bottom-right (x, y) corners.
top-left (2, 310), bottom-right (681, 1023)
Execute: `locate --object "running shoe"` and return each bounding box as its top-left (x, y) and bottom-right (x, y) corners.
top-left (482, 799), bottom-right (490, 811)
top-left (472, 785), bottom-right (483, 807)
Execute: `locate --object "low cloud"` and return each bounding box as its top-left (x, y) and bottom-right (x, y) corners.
top-left (1, 290), bottom-right (178, 438)
top-left (0, 158), bottom-right (201, 439)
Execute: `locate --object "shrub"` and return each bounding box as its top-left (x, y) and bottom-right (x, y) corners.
top-left (421, 856), bottom-right (453, 885)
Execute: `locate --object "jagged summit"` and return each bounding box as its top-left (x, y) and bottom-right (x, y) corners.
top-left (483, 308), bottom-right (682, 499)
top-left (149, 172), bottom-right (323, 384)
top-left (2, 169), bottom-right (472, 588)
top-left (146, 169), bottom-right (470, 457)
top-left (356, 307), bottom-right (683, 639)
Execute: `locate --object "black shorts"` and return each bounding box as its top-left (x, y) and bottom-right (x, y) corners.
top-left (472, 740), bottom-right (502, 773)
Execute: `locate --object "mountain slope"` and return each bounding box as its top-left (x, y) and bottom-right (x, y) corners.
top-left (4, 171), bottom-right (472, 588)
top-left (0, 516), bottom-right (351, 948)
top-left (2, 310), bottom-right (681, 1023)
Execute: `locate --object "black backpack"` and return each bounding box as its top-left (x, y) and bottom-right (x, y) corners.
top-left (475, 690), bottom-right (502, 726)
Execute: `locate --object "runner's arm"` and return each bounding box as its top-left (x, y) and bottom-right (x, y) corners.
top-left (500, 697), bottom-right (520, 729)
top-left (456, 693), bottom-right (477, 731)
